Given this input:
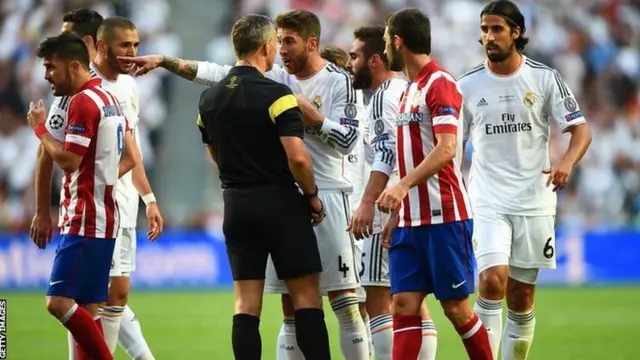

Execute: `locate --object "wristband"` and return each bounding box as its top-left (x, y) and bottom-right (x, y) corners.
top-left (303, 186), bottom-right (319, 199)
top-left (141, 193), bottom-right (156, 205)
top-left (34, 123), bottom-right (48, 139)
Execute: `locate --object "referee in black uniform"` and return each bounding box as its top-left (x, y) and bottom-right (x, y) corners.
top-left (196, 14), bottom-right (331, 360)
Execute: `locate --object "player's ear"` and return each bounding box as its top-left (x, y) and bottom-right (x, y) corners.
top-left (393, 35), bottom-right (402, 50)
top-left (68, 60), bottom-right (80, 74)
top-left (96, 38), bottom-right (106, 53)
top-left (307, 36), bottom-right (318, 52)
top-left (81, 35), bottom-right (95, 51)
top-left (368, 54), bottom-right (379, 68)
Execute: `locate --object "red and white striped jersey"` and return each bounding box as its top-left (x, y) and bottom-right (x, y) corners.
top-left (59, 78), bottom-right (129, 239)
top-left (396, 61), bottom-right (472, 227)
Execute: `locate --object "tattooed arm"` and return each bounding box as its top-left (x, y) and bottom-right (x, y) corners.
top-left (120, 55), bottom-right (232, 86)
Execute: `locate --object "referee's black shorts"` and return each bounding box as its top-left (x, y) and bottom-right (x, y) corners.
top-left (222, 184), bottom-right (322, 281)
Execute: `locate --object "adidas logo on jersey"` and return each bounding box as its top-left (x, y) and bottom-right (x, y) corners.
top-left (477, 98), bottom-right (488, 107)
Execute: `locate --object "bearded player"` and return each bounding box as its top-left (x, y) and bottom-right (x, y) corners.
top-left (30, 10), bottom-right (161, 360)
top-left (459, 2), bottom-right (592, 359)
top-left (121, 10), bottom-right (369, 360)
top-left (376, 8), bottom-right (492, 360)
top-left (346, 25), bottom-right (438, 360)
top-left (29, 32), bottom-right (140, 360)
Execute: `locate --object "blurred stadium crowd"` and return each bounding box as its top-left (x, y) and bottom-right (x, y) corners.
top-left (1, 0), bottom-right (639, 231)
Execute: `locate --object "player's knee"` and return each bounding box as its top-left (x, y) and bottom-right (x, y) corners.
top-left (506, 274), bottom-right (537, 312)
top-left (419, 300), bottom-right (432, 320)
top-left (479, 265), bottom-right (509, 299)
top-left (107, 277), bottom-right (129, 306)
top-left (45, 296), bottom-right (74, 319)
top-left (440, 298), bottom-right (474, 327)
top-left (365, 286), bottom-right (392, 317)
top-left (285, 276), bottom-right (323, 311)
top-left (359, 302), bottom-right (368, 318)
top-left (235, 295), bottom-right (262, 317)
top-left (392, 292), bottom-right (422, 315)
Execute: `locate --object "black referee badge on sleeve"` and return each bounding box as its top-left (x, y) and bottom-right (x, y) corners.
top-left (563, 97), bottom-right (577, 112)
top-left (344, 103), bottom-right (358, 118)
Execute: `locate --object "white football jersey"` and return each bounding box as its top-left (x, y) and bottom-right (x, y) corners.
top-left (194, 61), bottom-right (361, 192)
top-left (46, 63), bottom-right (142, 227)
top-left (459, 56), bottom-right (586, 216)
top-left (343, 90), bottom-right (367, 213)
top-left (363, 77), bottom-right (407, 187)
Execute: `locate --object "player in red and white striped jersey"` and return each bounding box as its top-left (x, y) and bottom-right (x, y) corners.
top-left (375, 9), bottom-right (492, 360)
top-left (27, 33), bottom-right (140, 360)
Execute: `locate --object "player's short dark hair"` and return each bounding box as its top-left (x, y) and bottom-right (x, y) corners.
top-left (320, 46), bottom-right (349, 69)
top-left (36, 33), bottom-right (91, 69)
top-left (481, 0), bottom-right (529, 51)
top-left (353, 26), bottom-right (389, 68)
top-left (97, 16), bottom-right (137, 43)
top-left (62, 9), bottom-right (103, 43)
top-left (386, 8), bottom-right (431, 55)
top-left (275, 10), bottom-right (321, 41)
top-left (231, 14), bottom-right (274, 59)
top-left (387, 9), bottom-right (431, 55)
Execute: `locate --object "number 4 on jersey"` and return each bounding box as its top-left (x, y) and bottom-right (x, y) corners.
top-left (338, 255), bottom-right (350, 278)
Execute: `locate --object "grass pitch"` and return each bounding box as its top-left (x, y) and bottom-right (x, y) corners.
top-left (3, 287), bottom-right (639, 359)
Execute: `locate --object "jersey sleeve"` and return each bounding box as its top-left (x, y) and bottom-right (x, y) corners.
top-left (425, 76), bottom-right (463, 135)
top-left (64, 94), bottom-right (99, 156)
top-left (462, 101), bottom-right (473, 143)
top-left (269, 87), bottom-right (304, 138)
top-left (194, 61), bottom-right (233, 86)
top-left (544, 70), bottom-right (586, 132)
top-left (196, 113), bottom-right (211, 145)
top-left (370, 90), bottom-right (399, 176)
top-left (45, 96), bottom-right (69, 142)
top-left (318, 76), bottom-right (361, 155)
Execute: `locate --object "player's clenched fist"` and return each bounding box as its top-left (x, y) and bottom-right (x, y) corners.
top-left (542, 159), bottom-right (573, 192)
top-left (376, 182), bottom-right (409, 214)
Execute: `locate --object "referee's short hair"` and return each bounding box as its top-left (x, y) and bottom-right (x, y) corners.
top-left (231, 14), bottom-right (274, 59)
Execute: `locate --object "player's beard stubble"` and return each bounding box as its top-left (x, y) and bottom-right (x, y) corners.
top-left (106, 46), bottom-right (132, 74)
top-left (387, 41), bottom-right (404, 72)
top-left (50, 67), bottom-right (72, 96)
top-left (352, 65), bottom-right (373, 90)
top-left (485, 42), bottom-right (512, 63)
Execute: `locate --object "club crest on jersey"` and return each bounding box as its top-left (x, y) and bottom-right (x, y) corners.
top-left (312, 95), bottom-right (322, 110)
top-left (523, 91), bottom-right (536, 107)
top-left (564, 97), bottom-right (577, 112)
top-left (412, 90), bottom-right (423, 107)
top-left (344, 103), bottom-right (357, 118)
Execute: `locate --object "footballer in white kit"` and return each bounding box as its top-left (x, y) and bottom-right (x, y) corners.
top-left (41, 15), bottom-right (162, 359)
top-left (461, 2), bottom-right (593, 360)
top-left (121, 10), bottom-right (371, 360)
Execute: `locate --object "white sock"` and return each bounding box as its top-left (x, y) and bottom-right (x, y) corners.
top-left (501, 309), bottom-right (536, 360)
top-left (67, 331), bottom-right (76, 360)
top-left (100, 305), bottom-right (124, 354)
top-left (276, 317), bottom-right (304, 360)
top-left (118, 305), bottom-right (155, 360)
top-left (370, 314), bottom-right (393, 360)
top-left (362, 312), bottom-right (374, 358)
top-left (475, 297), bottom-right (504, 360)
top-left (330, 294), bottom-right (369, 360)
top-left (419, 319), bottom-right (437, 360)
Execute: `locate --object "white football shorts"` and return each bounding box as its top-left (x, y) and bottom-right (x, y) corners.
top-left (473, 212), bottom-right (556, 273)
top-left (109, 227), bottom-right (137, 277)
top-left (265, 190), bottom-right (360, 294)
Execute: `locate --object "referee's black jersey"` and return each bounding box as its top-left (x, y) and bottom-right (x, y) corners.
top-left (197, 66), bottom-right (304, 189)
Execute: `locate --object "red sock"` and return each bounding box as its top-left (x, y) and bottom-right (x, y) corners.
top-left (456, 314), bottom-right (493, 360)
top-left (62, 305), bottom-right (113, 360)
top-left (95, 317), bottom-right (104, 335)
top-left (392, 314), bottom-right (422, 360)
